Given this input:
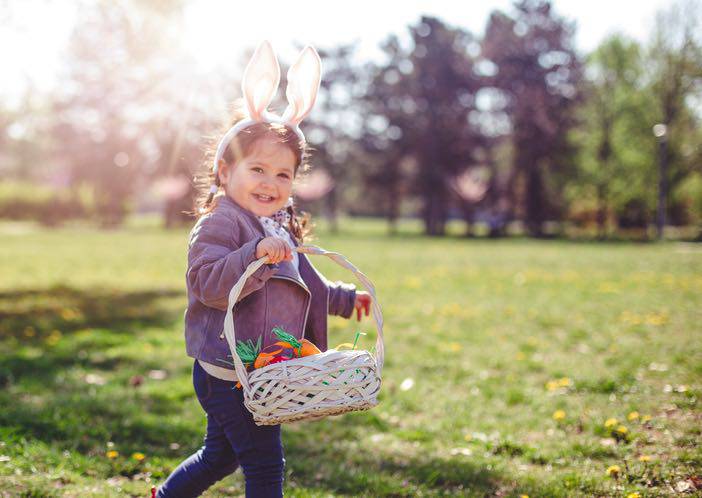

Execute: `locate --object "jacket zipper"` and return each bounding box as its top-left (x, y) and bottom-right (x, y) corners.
top-left (270, 274), bottom-right (311, 339)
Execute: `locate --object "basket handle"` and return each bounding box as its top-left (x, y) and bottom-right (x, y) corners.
top-left (222, 244), bottom-right (385, 393)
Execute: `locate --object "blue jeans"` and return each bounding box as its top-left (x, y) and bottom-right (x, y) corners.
top-left (157, 359), bottom-right (285, 497)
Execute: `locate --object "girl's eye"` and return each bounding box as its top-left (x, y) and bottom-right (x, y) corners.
top-left (252, 167), bottom-right (263, 173)
top-left (278, 174), bottom-right (290, 179)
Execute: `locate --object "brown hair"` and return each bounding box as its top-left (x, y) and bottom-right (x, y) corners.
top-left (193, 99), bottom-right (314, 244)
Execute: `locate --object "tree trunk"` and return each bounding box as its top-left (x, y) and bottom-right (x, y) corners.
top-left (326, 187), bottom-right (338, 234)
top-left (525, 166), bottom-right (544, 237)
top-left (423, 190), bottom-right (447, 236)
top-left (596, 183), bottom-right (608, 240)
top-left (463, 204), bottom-right (474, 237)
top-left (386, 189), bottom-right (399, 236)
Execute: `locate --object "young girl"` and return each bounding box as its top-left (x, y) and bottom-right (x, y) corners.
top-left (153, 42), bottom-right (371, 498)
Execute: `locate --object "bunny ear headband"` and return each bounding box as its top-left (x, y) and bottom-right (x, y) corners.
top-left (210, 40), bottom-right (322, 197)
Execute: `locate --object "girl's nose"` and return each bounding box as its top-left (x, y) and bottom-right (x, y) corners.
top-left (260, 178), bottom-right (276, 190)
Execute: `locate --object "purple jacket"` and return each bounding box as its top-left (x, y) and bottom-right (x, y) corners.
top-left (184, 195), bottom-right (357, 370)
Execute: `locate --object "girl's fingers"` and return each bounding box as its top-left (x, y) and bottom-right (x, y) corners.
top-left (266, 239), bottom-right (294, 263)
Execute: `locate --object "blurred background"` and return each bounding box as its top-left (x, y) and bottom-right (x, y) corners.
top-left (2, 0), bottom-right (700, 240)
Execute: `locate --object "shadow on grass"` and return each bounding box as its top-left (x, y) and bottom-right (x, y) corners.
top-left (0, 284), bottom-right (201, 462)
top-left (0, 285), bottom-right (185, 384)
top-left (0, 284), bottom-right (183, 339)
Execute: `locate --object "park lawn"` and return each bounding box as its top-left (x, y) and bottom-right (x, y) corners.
top-left (0, 217), bottom-right (700, 497)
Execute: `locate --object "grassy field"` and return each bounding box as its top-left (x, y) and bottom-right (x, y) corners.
top-left (0, 217), bottom-right (700, 497)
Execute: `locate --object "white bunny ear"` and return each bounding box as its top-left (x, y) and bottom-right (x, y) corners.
top-left (281, 46), bottom-right (322, 126)
top-left (242, 40), bottom-right (281, 120)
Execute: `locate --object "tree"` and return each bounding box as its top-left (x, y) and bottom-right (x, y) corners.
top-left (302, 43), bottom-right (364, 233)
top-left (364, 17), bottom-right (486, 236)
top-left (359, 35), bottom-right (415, 234)
top-left (51, 1), bottom-right (189, 227)
top-left (483, 0), bottom-right (582, 236)
top-left (571, 35), bottom-right (654, 237)
top-left (647, 0), bottom-right (702, 231)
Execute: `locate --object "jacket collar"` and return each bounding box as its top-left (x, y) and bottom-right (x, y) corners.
top-left (218, 193), bottom-right (308, 288)
top-left (217, 194), bottom-right (261, 226)
top-left (217, 194), bottom-right (301, 248)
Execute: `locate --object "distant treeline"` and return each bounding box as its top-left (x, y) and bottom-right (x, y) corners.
top-left (1, 0), bottom-right (700, 239)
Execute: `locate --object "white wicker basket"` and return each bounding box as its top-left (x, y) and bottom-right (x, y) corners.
top-left (222, 244), bottom-right (385, 426)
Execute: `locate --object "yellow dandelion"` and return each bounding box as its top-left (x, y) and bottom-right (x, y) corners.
top-left (616, 425), bottom-right (628, 434)
top-left (131, 452), bottom-right (146, 461)
top-left (515, 352), bottom-right (526, 360)
top-left (604, 418), bottom-right (618, 428)
top-left (404, 276), bottom-right (422, 289)
top-left (620, 310), bottom-right (644, 325)
top-left (448, 342), bottom-right (462, 352)
top-left (464, 433), bottom-right (472, 442)
top-left (598, 282), bottom-right (618, 293)
top-left (606, 465), bottom-right (620, 477)
top-left (552, 410), bottom-right (566, 421)
top-left (626, 493), bottom-right (641, 498)
top-left (641, 415), bottom-right (652, 423)
top-left (546, 380), bottom-right (559, 391)
top-left (46, 329), bottom-right (62, 346)
top-left (557, 377), bottom-right (571, 387)
top-left (638, 455), bottom-right (652, 462)
top-left (106, 450), bottom-right (119, 459)
top-left (627, 411), bottom-right (639, 421)
top-left (644, 312), bottom-right (668, 326)
top-left (520, 495), bottom-right (530, 498)
top-left (441, 303), bottom-right (462, 317)
top-left (60, 308), bottom-right (77, 320)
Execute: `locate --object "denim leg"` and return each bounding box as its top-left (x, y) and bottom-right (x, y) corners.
top-left (207, 383), bottom-right (285, 497)
top-left (156, 414), bottom-right (239, 497)
top-left (157, 360), bottom-right (285, 498)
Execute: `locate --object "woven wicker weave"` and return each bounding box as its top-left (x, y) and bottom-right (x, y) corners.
top-left (222, 245), bottom-right (385, 425)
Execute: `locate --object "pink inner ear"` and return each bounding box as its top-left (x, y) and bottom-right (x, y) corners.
top-left (283, 47), bottom-right (321, 125)
top-left (242, 41), bottom-right (281, 120)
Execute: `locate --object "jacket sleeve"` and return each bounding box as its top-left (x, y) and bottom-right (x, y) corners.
top-left (326, 278), bottom-right (357, 319)
top-left (186, 213), bottom-right (278, 311)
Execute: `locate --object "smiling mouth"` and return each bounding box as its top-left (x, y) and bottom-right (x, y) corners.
top-left (253, 193), bottom-right (276, 203)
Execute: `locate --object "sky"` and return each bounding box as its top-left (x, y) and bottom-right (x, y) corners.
top-left (0, 0), bottom-right (670, 105)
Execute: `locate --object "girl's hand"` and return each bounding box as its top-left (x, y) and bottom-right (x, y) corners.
top-left (353, 291), bottom-right (371, 321)
top-left (255, 236), bottom-right (293, 264)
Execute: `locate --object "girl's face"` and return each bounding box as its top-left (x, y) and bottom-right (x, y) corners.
top-left (218, 138), bottom-right (297, 217)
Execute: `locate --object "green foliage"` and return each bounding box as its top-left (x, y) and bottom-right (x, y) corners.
top-left (234, 336), bottom-right (262, 366)
top-left (569, 34), bottom-right (658, 231)
top-left (272, 326), bottom-right (302, 348)
top-left (674, 172), bottom-right (702, 225)
top-left (0, 182), bottom-right (91, 226)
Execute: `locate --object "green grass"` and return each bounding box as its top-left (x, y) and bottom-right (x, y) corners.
top-left (0, 217), bottom-right (700, 497)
